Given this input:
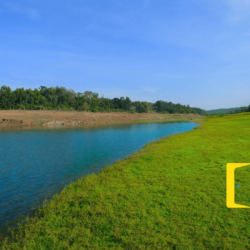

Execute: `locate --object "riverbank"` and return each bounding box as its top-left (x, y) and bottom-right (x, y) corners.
top-left (1, 113), bottom-right (250, 249)
top-left (0, 110), bottom-right (201, 128)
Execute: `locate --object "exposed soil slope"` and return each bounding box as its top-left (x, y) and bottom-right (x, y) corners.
top-left (0, 110), bottom-right (201, 128)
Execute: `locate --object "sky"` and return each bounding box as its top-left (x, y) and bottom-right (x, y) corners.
top-left (1, 0), bottom-right (250, 110)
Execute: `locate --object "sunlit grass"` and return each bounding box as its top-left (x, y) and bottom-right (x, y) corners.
top-left (1, 113), bottom-right (250, 249)
top-left (39, 121), bottom-right (50, 125)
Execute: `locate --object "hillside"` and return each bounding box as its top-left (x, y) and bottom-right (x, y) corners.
top-left (206, 107), bottom-right (248, 115)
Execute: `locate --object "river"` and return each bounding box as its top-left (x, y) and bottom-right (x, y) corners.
top-left (0, 121), bottom-right (198, 238)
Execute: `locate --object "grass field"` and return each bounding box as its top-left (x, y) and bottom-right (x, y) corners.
top-left (1, 113), bottom-right (250, 249)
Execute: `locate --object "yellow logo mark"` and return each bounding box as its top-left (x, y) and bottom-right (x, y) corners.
top-left (227, 163), bottom-right (250, 208)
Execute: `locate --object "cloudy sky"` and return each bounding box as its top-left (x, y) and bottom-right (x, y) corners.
top-left (1, 0), bottom-right (250, 110)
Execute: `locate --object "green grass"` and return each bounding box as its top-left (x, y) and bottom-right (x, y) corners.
top-left (1, 113), bottom-right (250, 249)
top-left (39, 121), bottom-right (50, 126)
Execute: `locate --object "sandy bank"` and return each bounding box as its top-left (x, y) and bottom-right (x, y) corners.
top-left (0, 110), bottom-right (202, 128)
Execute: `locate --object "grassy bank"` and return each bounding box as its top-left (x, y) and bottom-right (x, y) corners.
top-left (1, 113), bottom-right (250, 249)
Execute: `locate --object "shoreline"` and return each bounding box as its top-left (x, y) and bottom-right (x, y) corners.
top-left (0, 114), bottom-right (208, 248)
top-left (0, 110), bottom-right (202, 131)
top-left (0, 117), bottom-right (202, 243)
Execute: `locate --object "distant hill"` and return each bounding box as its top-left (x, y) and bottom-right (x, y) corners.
top-left (206, 107), bottom-right (248, 115)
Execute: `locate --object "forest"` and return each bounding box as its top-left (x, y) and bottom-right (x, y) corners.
top-left (206, 106), bottom-right (250, 115)
top-left (0, 85), bottom-right (207, 115)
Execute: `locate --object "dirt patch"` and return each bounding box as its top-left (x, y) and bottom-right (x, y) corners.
top-left (0, 110), bottom-right (202, 129)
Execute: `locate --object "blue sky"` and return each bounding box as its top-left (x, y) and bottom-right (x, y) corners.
top-left (1, 0), bottom-right (250, 110)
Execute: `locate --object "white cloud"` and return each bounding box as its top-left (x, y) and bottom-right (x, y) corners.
top-left (244, 31), bottom-right (250, 36)
top-left (152, 73), bottom-right (183, 79)
top-left (142, 87), bottom-right (160, 93)
top-left (226, 0), bottom-right (250, 11)
top-left (223, 0), bottom-right (250, 21)
top-left (5, 3), bottom-right (39, 18)
top-left (142, 0), bottom-right (150, 9)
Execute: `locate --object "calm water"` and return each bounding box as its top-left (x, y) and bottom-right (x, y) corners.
top-left (0, 122), bottom-right (198, 236)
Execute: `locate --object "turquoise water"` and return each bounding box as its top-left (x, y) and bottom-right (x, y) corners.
top-left (0, 122), bottom-right (198, 236)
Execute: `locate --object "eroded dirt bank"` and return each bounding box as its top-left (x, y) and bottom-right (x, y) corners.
top-left (0, 110), bottom-right (202, 128)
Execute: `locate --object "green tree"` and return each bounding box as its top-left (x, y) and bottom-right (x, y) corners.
top-left (247, 105), bottom-right (250, 112)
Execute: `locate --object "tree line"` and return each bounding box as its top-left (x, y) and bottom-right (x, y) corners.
top-left (0, 85), bottom-right (207, 115)
top-left (207, 106), bottom-right (250, 116)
